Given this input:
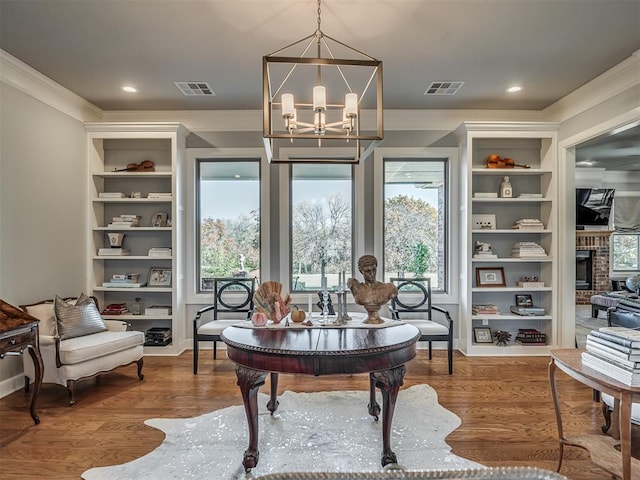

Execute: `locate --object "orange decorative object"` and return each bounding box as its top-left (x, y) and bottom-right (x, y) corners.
top-left (486, 154), bottom-right (530, 169)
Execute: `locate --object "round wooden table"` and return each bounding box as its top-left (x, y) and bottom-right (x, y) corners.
top-left (221, 322), bottom-right (421, 472)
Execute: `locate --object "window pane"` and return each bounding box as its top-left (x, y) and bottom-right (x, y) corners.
top-left (291, 164), bottom-right (353, 291)
top-left (197, 160), bottom-right (260, 291)
top-left (384, 159), bottom-right (447, 291)
top-left (612, 234), bottom-right (639, 271)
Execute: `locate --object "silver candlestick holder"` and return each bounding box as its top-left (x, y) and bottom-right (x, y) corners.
top-left (335, 271), bottom-right (351, 325)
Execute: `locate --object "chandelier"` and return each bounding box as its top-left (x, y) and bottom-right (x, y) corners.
top-left (262, 0), bottom-right (383, 164)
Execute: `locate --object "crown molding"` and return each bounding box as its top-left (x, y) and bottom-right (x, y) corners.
top-left (542, 49), bottom-right (640, 122)
top-left (0, 49), bottom-right (103, 123)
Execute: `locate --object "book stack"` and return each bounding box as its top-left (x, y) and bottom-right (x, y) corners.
top-left (510, 241), bottom-right (547, 258)
top-left (99, 192), bottom-right (126, 198)
top-left (583, 327), bottom-right (640, 386)
top-left (98, 248), bottom-right (130, 256)
top-left (512, 218), bottom-right (545, 230)
top-left (147, 192), bottom-right (172, 199)
top-left (108, 214), bottom-right (141, 228)
top-left (517, 193), bottom-right (544, 199)
top-left (101, 303), bottom-right (129, 315)
top-left (144, 327), bottom-right (172, 346)
top-left (473, 192), bottom-right (498, 198)
top-left (145, 305), bottom-right (172, 316)
top-left (472, 304), bottom-right (499, 315)
top-left (148, 247), bottom-right (172, 257)
top-left (515, 329), bottom-right (547, 345)
top-left (102, 273), bottom-right (145, 288)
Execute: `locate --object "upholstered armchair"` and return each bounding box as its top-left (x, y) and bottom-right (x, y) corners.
top-left (21, 295), bottom-right (144, 405)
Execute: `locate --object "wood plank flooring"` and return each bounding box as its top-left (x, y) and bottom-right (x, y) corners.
top-left (1, 350), bottom-right (636, 479)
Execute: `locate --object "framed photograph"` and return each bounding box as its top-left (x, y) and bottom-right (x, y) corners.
top-left (151, 212), bottom-right (168, 227)
top-left (515, 294), bottom-right (534, 307)
top-left (476, 267), bottom-right (506, 287)
top-left (471, 214), bottom-right (496, 230)
top-left (149, 267), bottom-right (172, 287)
top-left (474, 327), bottom-right (493, 343)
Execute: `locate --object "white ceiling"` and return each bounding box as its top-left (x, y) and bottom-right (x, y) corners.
top-left (1, 0), bottom-right (638, 168)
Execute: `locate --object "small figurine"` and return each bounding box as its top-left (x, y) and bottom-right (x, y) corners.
top-left (500, 176), bottom-right (513, 198)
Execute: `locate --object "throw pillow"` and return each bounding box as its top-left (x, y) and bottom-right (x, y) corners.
top-left (55, 294), bottom-right (107, 340)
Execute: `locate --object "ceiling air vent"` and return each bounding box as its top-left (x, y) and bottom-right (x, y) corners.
top-left (424, 81), bottom-right (464, 96)
top-left (174, 82), bottom-right (215, 96)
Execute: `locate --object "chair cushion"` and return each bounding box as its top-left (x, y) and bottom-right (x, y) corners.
top-left (403, 319), bottom-right (449, 336)
top-left (58, 330), bottom-right (144, 365)
top-left (55, 294), bottom-right (107, 340)
top-left (198, 319), bottom-right (249, 336)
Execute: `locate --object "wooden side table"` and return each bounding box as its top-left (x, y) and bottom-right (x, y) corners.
top-left (0, 299), bottom-right (44, 424)
top-left (549, 349), bottom-right (640, 480)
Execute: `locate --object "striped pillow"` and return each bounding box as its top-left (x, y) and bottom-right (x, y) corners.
top-left (55, 294), bottom-right (107, 340)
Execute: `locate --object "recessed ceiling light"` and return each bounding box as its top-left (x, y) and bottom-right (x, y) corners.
top-left (506, 86), bottom-right (522, 93)
top-left (122, 85), bottom-right (137, 93)
top-left (234, 174), bottom-right (241, 178)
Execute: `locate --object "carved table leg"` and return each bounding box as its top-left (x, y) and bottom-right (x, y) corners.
top-left (368, 374), bottom-right (380, 421)
top-left (26, 344), bottom-right (43, 424)
top-left (236, 365), bottom-right (268, 472)
top-left (548, 358), bottom-right (565, 473)
top-left (370, 365), bottom-right (406, 467)
top-left (267, 372), bottom-right (279, 414)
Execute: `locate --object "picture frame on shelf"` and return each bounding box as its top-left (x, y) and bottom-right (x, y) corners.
top-left (151, 212), bottom-right (168, 227)
top-left (472, 214), bottom-right (496, 230)
top-left (515, 294), bottom-right (534, 307)
top-left (148, 267), bottom-right (172, 287)
top-left (476, 267), bottom-right (506, 287)
top-left (474, 327), bottom-right (493, 343)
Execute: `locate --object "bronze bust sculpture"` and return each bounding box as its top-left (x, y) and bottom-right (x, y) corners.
top-left (348, 255), bottom-right (397, 324)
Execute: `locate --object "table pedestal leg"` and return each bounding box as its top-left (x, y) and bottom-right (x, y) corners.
top-left (548, 358), bottom-right (565, 473)
top-left (267, 372), bottom-right (279, 414)
top-left (235, 365), bottom-right (267, 472)
top-left (26, 344), bottom-right (43, 425)
top-left (370, 365), bottom-right (406, 467)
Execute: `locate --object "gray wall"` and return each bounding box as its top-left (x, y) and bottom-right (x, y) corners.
top-left (0, 83), bottom-right (87, 385)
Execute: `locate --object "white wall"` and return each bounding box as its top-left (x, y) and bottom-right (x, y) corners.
top-left (0, 83), bottom-right (87, 393)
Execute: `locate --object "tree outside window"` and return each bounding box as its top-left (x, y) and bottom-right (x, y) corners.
top-left (384, 159), bottom-right (446, 290)
top-left (197, 159), bottom-right (260, 291)
top-left (291, 164), bottom-right (352, 291)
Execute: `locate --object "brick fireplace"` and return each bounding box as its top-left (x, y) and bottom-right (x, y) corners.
top-left (575, 230), bottom-right (612, 304)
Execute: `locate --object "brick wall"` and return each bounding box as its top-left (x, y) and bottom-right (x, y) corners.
top-left (575, 231), bottom-right (612, 304)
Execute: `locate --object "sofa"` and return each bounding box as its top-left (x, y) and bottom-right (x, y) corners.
top-left (21, 296), bottom-right (145, 405)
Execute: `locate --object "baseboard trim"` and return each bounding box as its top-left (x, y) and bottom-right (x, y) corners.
top-left (0, 373), bottom-right (25, 399)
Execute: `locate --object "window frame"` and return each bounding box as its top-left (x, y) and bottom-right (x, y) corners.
top-left (186, 148), bottom-right (270, 304)
top-left (373, 147), bottom-right (459, 305)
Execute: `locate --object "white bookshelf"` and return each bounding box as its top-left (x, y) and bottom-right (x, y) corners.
top-left (457, 122), bottom-right (559, 356)
top-left (86, 122), bottom-right (188, 355)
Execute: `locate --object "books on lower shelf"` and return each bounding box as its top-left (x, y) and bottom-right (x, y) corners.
top-left (517, 281), bottom-right (545, 288)
top-left (473, 192), bottom-right (498, 198)
top-left (99, 192), bottom-right (126, 198)
top-left (102, 282), bottom-right (145, 288)
top-left (515, 329), bottom-right (547, 345)
top-left (517, 193), bottom-right (543, 199)
top-left (584, 327), bottom-right (640, 385)
top-left (145, 305), bottom-right (172, 316)
top-left (147, 192), bottom-right (172, 199)
top-left (102, 273), bottom-right (145, 288)
top-left (510, 305), bottom-right (546, 316)
top-left (101, 303), bottom-right (129, 315)
top-left (108, 214), bottom-right (141, 228)
top-left (144, 327), bottom-right (172, 346)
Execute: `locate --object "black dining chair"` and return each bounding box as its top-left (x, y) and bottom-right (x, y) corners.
top-left (389, 277), bottom-right (454, 374)
top-left (193, 277), bottom-right (256, 374)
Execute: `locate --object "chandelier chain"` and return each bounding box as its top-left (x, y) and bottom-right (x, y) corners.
top-left (317, 0), bottom-right (322, 33)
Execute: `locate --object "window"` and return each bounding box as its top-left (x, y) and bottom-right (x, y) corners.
top-left (383, 158), bottom-right (447, 291)
top-left (612, 234), bottom-right (640, 271)
top-left (290, 164), bottom-right (353, 291)
top-left (196, 159), bottom-right (261, 291)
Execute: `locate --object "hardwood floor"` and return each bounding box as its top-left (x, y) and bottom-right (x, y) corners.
top-left (0, 349), bottom-right (635, 479)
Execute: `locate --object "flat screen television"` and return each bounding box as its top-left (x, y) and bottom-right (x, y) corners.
top-left (576, 188), bottom-right (615, 228)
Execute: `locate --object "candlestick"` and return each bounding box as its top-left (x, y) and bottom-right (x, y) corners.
top-left (307, 294), bottom-right (312, 316)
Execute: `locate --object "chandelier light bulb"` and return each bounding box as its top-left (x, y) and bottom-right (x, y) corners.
top-left (313, 86), bottom-right (326, 111)
top-left (344, 93), bottom-right (358, 117)
top-left (281, 94), bottom-right (295, 118)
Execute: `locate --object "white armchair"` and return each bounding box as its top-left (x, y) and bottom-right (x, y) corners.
top-left (21, 296), bottom-right (144, 405)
